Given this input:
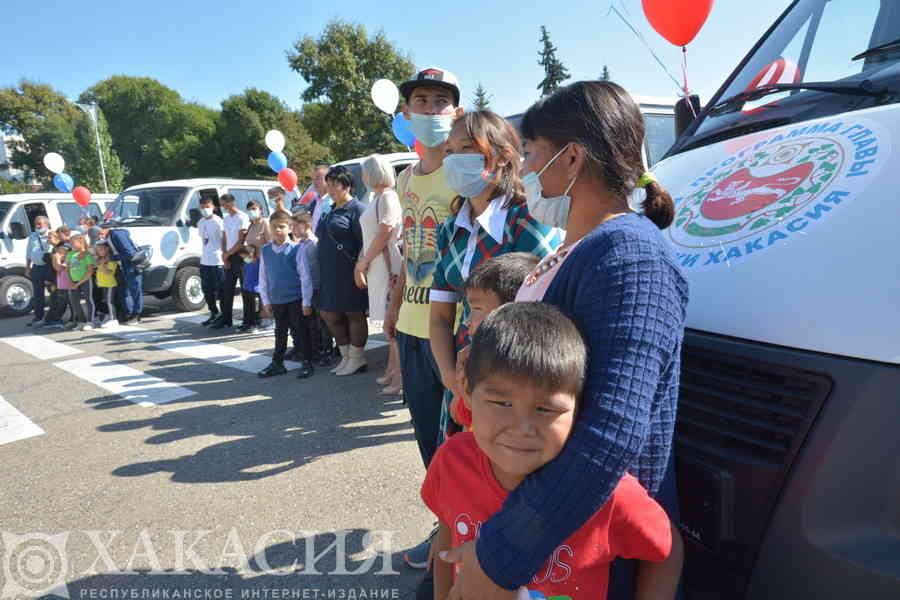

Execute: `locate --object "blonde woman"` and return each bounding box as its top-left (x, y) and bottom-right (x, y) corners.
top-left (355, 154), bottom-right (403, 394)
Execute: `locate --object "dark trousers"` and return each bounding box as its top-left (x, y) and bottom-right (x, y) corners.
top-left (199, 265), bottom-right (224, 314)
top-left (45, 289), bottom-right (69, 323)
top-left (242, 290), bottom-right (260, 326)
top-left (272, 301), bottom-right (313, 364)
top-left (221, 254), bottom-right (243, 325)
top-left (92, 275), bottom-right (105, 315)
top-left (68, 280), bottom-right (95, 324)
top-left (30, 264), bottom-right (51, 319)
top-left (119, 263), bottom-right (143, 316)
top-left (396, 331), bottom-right (445, 468)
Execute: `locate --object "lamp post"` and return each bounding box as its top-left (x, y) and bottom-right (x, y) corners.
top-left (74, 102), bottom-right (109, 193)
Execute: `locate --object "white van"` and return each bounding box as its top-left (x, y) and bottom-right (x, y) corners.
top-left (654, 1), bottom-right (900, 598)
top-left (0, 193), bottom-right (118, 316)
top-left (331, 152), bottom-right (419, 201)
top-left (103, 179), bottom-right (279, 313)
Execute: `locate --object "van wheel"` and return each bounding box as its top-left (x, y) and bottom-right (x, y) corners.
top-left (171, 267), bottom-right (205, 313)
top-left (0, 275), bottom-right (33, 317)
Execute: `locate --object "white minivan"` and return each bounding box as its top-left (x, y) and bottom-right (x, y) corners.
top-left (103, 179), bottom-right (279, 313)
top-left (0, 193), bottom-right (118, 316)
top-left (653, 1), bottom-right (900, 597)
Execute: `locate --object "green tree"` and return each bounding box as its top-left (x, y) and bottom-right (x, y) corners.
top-left (160, 102), bottom-right (219, 178)
top-left (209, 89), bottom-right (330, 181)
top-left (70, 107), bottom-right (124, 192)
top-left (288, 19), bottom-right (415, 160)
top-left (0, 176), bottom-right (31, 194)
top-left (472, 83), bottom-right (492, 111)
top-left (80, 76), bottom-right (214, 185)
top-left (537, 26), bottom-right (570, 97)
top-left (600, 65), bottom-right (611, 81)
top-left (0, 80), bottom-right (124, 192)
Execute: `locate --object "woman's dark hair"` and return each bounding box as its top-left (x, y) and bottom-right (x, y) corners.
top-left (449, 110), bottom-right (526, 215)
top-left (325, 165), bottom-right (354, 192)
top-left (521, 81), bottom-right (675, 229)
top-left (465, 302), bottom-right (587, 398)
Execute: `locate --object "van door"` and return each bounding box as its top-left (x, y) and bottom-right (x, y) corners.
top-left (55, 201), bottom-right (103, 229)
top-left (2, 204), bottom-right (32, 267)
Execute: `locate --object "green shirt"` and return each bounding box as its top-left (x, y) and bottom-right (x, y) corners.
top-left (66, 251), bottom-right (96, 283)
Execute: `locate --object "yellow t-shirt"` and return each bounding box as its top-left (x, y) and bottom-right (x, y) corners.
top-left (96, 260), bottom-right (119, 288)
top-left (396, 164), bottom-right (454, 339)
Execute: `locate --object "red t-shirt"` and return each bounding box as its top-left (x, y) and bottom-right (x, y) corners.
top-left (421, 433), bottom-right (671, 600)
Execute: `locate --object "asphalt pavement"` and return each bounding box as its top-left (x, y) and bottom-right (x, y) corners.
top-left (0, 298), bottom-right (433, 599)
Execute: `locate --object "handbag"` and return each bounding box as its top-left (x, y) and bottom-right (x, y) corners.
top-left (374, 192), bottom-right (396, 279)
top-left (324, 208), bottom-right (359, 265)
top-left (130, 247), bottom-right (151, 271)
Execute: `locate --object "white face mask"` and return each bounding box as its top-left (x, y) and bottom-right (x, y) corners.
top-left (408, 112), bottom-right (455, 148)
top-left (443, 153), bottom-right (493, 198)
top-left (522, 143), bottom-right (576, 229)
top-left (248, 209), bottom-right (261, 220)
top-left (200, 207), bottom-right (214, 217)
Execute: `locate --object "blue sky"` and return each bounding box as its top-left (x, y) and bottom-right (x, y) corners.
top-left (4, 0), bottom-right (790, 117)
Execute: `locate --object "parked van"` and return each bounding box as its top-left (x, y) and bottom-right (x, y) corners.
top-left (331, 152), bottom-right (419, 201)
top-left (103, 179), bottom-right (279, 313)
top-left (654, 1), bottom-right (900, 598)
top-left (0, 192), bottom-right (118, 316)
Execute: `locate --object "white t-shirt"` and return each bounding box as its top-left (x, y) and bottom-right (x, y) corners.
top-left (198, 215), bottom-right (224, 266)
top-left (223, 210), bottom-right (250, 252)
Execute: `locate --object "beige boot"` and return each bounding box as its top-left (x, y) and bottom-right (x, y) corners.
top-left (336, 345), bottom-right (367, 376)
top-left (331, 344), bottom-right (350, 373)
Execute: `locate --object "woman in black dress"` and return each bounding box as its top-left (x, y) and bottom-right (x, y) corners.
top-left (316, 166), bottom-right (369, 376)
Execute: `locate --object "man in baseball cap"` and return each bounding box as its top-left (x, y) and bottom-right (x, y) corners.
top-left (399, 67), bottom-right (461, 106)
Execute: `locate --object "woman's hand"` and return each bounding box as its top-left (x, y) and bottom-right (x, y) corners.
top-left (354, 260), bottom-right (369, 289)
top-left (440, 542), bottom-right (517, 600)
top-left (302, 306), bottom-right (312, 317)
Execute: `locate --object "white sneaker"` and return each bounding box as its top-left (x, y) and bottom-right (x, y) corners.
top-left (80, 323), bottom-right (94, 331)
top-left (335, 346), bottom-right (367, 376)
top-left (105, 319), bottom-right (120, 329)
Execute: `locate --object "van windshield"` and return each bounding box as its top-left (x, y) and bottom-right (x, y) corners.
top-left (0, 202), bottom-right (12, 223)
top-left (671, 0), bottom-right (900, 155)
top-left (104, 187), bottom-right (188, 226)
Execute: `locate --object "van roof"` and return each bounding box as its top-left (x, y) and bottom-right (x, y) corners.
top-left (0, 192), bottom-right (119, 203)
top-left (123, 178), bottom-right (280, 192)
top-left (333, 152), bottom-right (418, 167)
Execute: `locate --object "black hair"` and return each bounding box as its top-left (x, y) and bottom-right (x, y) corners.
top-left (465, 302), bottom-right (587, 398)
top-left (199, 196), bottom-right (213, 206)
top-left (463, 252), bottom-right (539, 304)
top-left (521, 80), bottom-right (675, 229)
top-left (247, 199), bottom-right (260, 210)
top-left (325, 165), bottom-right (354, 191)
top-left (220, 193), bottom-right (236, 205)
top-left (269, 210), bottom-right (292, 225)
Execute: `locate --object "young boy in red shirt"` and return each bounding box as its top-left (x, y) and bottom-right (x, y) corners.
top-left (422, 302), bottom-right (683, 600)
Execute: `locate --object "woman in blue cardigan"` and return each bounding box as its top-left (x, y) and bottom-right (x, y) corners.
top-left (441, 81), bottom-right (689, 600)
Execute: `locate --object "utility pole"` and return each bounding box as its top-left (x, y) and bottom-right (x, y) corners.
top-left (74, 102), bottom-right (109, 193)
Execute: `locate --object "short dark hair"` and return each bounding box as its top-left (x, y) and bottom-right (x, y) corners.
top-left (268, 186), bottom-right (284, 198)
top-left (220, 193), bottom-right (236, 205)
top-left (463, 252), bottom-right (539, 304)
top-left (270, 210), bottom-right (291, 225)
top-left (465, 302), bottom-right (587, 398)
top-left (247, 199), bottom-right (260, 210)
top-left (291, 211), bottom-right (312, 224)
top-left (199, 196), bottom-right (213, 206)
top-left (325, 165), bottom-right (353, 191)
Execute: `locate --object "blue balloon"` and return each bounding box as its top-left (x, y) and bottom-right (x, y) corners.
top-left (267, 151), bottom-right (288, 173)
top-left (53, 173), bottom-right (74, 193)
top-left (392, 113), bottom-right (416, 147)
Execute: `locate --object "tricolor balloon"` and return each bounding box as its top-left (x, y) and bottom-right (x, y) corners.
top-left (265, 130), bottom-right (286, 153)
top-left (371, 79), bottom-right (400, 115)
top-left (267, 151), bottom-right (288, 173)
top-left (278, 168), bottom-right (298, 192)
top-left (53, 173), bottom-right (74, 193)
top-left (392, 113), bottom-right (416, 147)
top-left (73, 186), bottom-right (92, 207)
top-left (43, 152), bottom-right (65, 174)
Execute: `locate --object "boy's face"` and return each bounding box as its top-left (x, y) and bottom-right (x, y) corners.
top-left (272, 221), bottom-right (290, 243)
top-left (466, 288), bottom-right (502, 335)
top-left (465, 373), bottom-right (577, 491)
top-left (292, 221), bottom-right (310, 238)
top-left (403, 86), bottom-right (458, 117)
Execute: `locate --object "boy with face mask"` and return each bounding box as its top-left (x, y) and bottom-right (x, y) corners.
top-left (198, 196), bottom-right (225, 325)
top-left (382, 67), bottom-right (464, 574)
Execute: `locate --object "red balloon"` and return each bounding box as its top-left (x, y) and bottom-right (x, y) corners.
top-left (278, 168), bottom-right (298, 192)
top-left (72, 186), bottom-right (91, 207)
top-left (414, 139), bottom-right (425, 159)
top-left (642, 0), bottom-right (713, 47)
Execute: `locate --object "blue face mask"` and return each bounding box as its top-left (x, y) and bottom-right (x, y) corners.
top-left (444, 154), bottom-right (493, 198)
top-left (408, 113), bottom-right (454, 148)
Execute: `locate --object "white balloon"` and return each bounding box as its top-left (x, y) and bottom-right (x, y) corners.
top-left (265, 130), bottom-right (286, 153)
top-left (371, 79), bottom-right (400, 115)
top-left (43, 152), bottom-right (65, 174)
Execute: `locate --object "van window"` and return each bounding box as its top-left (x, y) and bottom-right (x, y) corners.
top-left (226, 188), bottom-right (268, 215)
top-left (185, 189), bottom-right (221, 225)
top-left (107, 187), bottom-right (188, 226)
top-left (23, 203), bottom-right (48, 229)
top-left (644, 113), bottom-right (676, 166)
top-left (57, 202), bottom-right (101, 228)
top-left (7, 205), bottom-right (30, 239)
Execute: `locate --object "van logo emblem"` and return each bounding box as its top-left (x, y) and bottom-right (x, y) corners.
top-left (668, 119), bottom-right (888, 269)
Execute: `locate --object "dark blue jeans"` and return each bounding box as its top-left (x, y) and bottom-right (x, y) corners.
top-left (396, 331), bottom-right (445, 468)
top-left (199, 265), bottom-right (224, 314)
top-left (119, 263), bottom-right (144, 316)
top-left (30, 264), bottom-right (51, 319)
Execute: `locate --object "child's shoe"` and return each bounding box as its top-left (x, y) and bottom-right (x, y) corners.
top-left (257, 362), bottom-right (287, 378)
top-left (80, 323), bottom-right (94, 331)
top-left (64, 322), bottom-right (77, 330)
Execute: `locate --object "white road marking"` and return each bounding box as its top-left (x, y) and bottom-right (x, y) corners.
top-left (55, 356), bottom-right (196, 405)
top-left (0, 334), bottom-right (82, 360)
top-left (0, 393), bottom-right (45, 446)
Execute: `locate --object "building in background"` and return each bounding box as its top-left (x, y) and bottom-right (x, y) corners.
top-left (0, 133), bottom-right (27, 181)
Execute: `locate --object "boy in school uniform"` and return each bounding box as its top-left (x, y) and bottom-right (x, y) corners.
top-left (197, 196), bottom-right (225, 325)
top-left (288, 211), bottom-right (325, 363)
top-left (257, 210), bottom-right (315, 379)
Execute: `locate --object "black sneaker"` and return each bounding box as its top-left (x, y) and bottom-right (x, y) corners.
top-left (296, 360), bottom-right (314, 379)
top-left (201, 313), bottom-right (220, 326)
top-left (258, 362), bottom-right (287, 378)
top-left (236, 323), bottom-right (254, 333)
top-left (284, 348), bottom-right (301, 362)
top-left (210, 318), bottom-right (232, 330)
top-left (316, 349), bottom-right (337, 368)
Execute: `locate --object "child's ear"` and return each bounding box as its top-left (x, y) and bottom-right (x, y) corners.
top-left (461, 375), bottom-right (472, 409)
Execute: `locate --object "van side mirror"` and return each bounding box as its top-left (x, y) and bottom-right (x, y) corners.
top-left (675, 95), bottom-right (702, 137)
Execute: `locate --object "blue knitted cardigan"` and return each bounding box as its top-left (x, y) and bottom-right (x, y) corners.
top-left (477, 213), bottom-right (689, 589)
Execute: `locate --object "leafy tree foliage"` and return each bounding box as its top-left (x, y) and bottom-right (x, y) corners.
top-left (472, 83), bottom-right (492, 111)
top-left (537, 26), bottom-right (570, 97)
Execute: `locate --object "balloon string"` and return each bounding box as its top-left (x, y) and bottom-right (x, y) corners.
top-left (608, 4), bottom-right (682, 92)
top-left (682, 46), bottom-right (697, 118)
